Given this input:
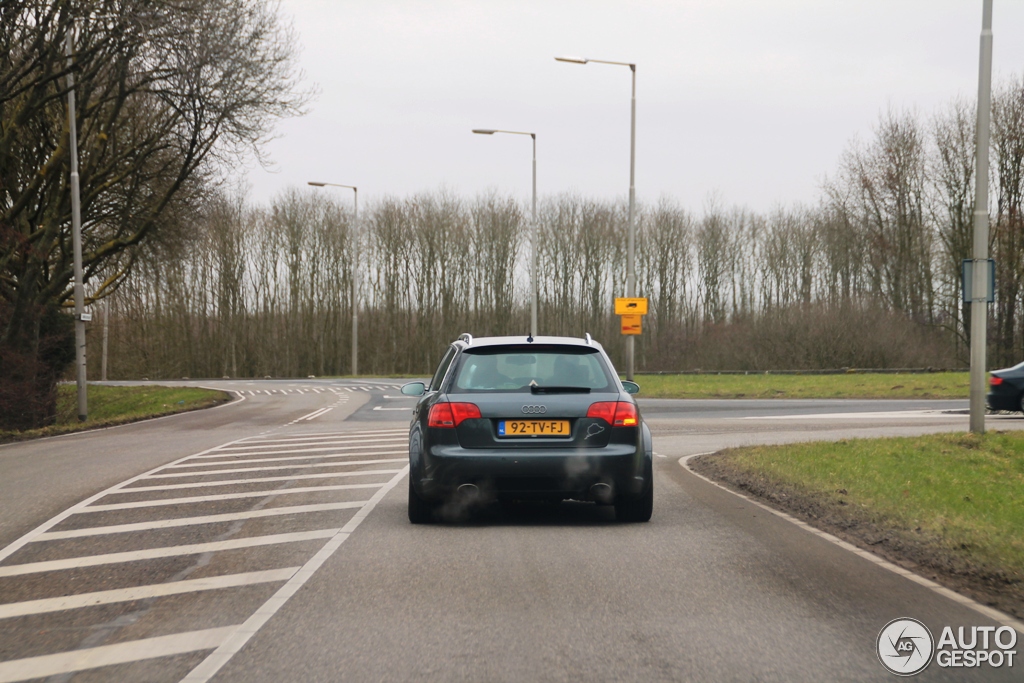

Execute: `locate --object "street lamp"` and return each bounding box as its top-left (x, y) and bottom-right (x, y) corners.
top-left (472, 128), bottom-right (538, 337)
top-left (65, 23), bottom-right (89, 420)
top-left (969, 0), bottom-right (994, 434)
top-left (308, 181), bottom-right (360, 376)
top-left (556, 55), bottom-right (638, 380)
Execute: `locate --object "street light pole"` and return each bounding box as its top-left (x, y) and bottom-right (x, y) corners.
top-left (308, 181), bottom-right (359, 376)
top-left (556, 56), bottom-right (638, 380)
top-left (472, 129), bottom-right (538, 337)
top-left (65, 26), bottom-right (88, 421)
top-left (969, 0), bottom-right (994, 434)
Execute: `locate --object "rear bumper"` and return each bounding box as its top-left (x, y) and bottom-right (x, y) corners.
top-left (414, 444), bottom-right (649, 502)
top-left (987, 388), bottom-right (1021, 411)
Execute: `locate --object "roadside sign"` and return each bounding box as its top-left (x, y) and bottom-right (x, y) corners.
top-left (620, 314), bottom-right (642, 335)
top-left (614, 297), bottom-right (648, 315)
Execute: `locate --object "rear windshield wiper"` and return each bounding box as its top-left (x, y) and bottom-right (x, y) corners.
top-left (529, 385), bottom-right (591, 394)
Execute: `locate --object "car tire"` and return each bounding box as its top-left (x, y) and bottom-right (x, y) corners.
top-left (408, 478), bottom-right (434, 524)
top-left (615, 466), bottom-right (653, 523)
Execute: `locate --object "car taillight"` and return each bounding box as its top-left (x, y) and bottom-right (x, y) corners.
top-left (990, 376), bottom-right (1004, 386)
top-left (428, 402), bottom-right (481, 428)
top-left (587, 401), bottom-right (638, 427)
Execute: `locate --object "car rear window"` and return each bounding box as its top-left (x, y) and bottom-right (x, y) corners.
top-left (450, 345), bottom-right (615, 393)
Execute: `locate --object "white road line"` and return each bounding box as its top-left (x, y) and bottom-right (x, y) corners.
top-left (296, 407), bottom-right (331, 422)
top-left (181, 467), bottom-right (410, 683)
top-left (38, 502), bottom-right (369, 540)
top-left (0, 529), bottom-right (340, 578)
top-left (372, 406), bottom-right (411, 411)
top-left (222, 433), bottom-right (406, 446)
top-left (303, 407), bottom-right (333, 421)
top-left (243, 428), bottom-right (409, 440)
top-left (147, 458), bottom-right (406, 478)
top-left (313, 388), bottom-right (323, 393)
top-left (160, 455), bottom-right (407, 469)
top-left (196, 441), bottom-right (407, 458)
top-left (679, 454), bottom-right (1024, 636)
top-left (214, 436), bottom-right (408, 450)
top-left (0, 568), bottom-right (298, 619)
top-left (81, 483), bottom-right (385, 512)
top-left (0, 626), bottom-right (237, 683)
top-left (125, 469), bottom-right (402, 492)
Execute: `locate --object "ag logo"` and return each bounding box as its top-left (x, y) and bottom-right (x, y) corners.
top-left (877, 618), bottom-right (934, 676)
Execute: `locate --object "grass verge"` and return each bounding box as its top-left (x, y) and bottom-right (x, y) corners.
top-left (633, 371), bottom-right (969, 399)
top-left (0, 384), bottom-right (231, 445)
top-left (690, 431), bottom-right (1024, 618)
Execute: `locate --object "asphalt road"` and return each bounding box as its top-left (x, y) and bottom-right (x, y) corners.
top-left (0, 380), bottom-right (1020, 682)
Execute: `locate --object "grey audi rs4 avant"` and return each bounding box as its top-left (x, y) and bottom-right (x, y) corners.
top-left (401, 334), bottom-right (654, 523)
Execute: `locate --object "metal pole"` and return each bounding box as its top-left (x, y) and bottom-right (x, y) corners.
top-left (969, 0), bottom-right (994, 435)
top-left (101, 302), bottom-right (109, 381)
top-left (531, 134), bottom-right (538, 338)
top-left (351, 188), bottom-right (359, 377)
top-left (66, 29), bottom-right (88, 421)
top-left (625, 64), bottom-right (637, 381)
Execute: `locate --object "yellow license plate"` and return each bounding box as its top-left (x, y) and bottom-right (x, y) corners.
top-left (498, 420), bottom-right (570, 437)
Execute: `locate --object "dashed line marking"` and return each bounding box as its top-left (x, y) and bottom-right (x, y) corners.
top-left (126, 469), bottom-right (402, 492)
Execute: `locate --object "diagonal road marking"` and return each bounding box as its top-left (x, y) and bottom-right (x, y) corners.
top-left (0, 568), bottom-right (298, 619)
top-left (38, 501), bottom-right (369, 540)
top-left (0, 626), bottom-right (238, 683)
top-left (0, 529), bottom-right (340, 578)
top-left (80, 483), bottom-right (385, 512)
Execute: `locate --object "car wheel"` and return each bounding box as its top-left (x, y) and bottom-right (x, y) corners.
top-left (615, 466), bottom-right (653, 523)
top-left (408, 478), bottom-right (434, 524)
top-left (1019, 391), bottom-right (1024, 415)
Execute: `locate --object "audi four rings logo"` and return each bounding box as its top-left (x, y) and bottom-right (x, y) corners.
top-left (521, 405), bottom-right (547, 414)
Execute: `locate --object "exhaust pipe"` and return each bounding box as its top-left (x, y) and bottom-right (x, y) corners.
top-left (457, 483), bottom-right (480, 497)
top-left (590, 482), bottom-right (613, 503)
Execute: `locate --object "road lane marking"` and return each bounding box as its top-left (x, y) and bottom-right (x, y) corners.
top-left (160, 456), bottom-right (407, 469)
top-left (296, 407), bottom-right (332, 421)
top-left (209, 437), bottom-right (407, 453)
top-left (148, 457), bottom-right (406, 478)
top-left (0, 626), bottom-right (237, 683)
top-left (228, 432), bottom-right (407, 446)
top-left (679, 454), bottom-right (1024, 636)
top-left (372, 406), bottom-right (411, 411)
top-left (0, 568), bottom-right (298, 619)
top-left (80, 484), bottom-right (386, 512)
top-left (241, 428), bottom-right (407, 442)
top-left (0, 529), bottom-right (341, 578)
top-left (181, 466), bottom-right (410, 683)
top-left (37, 502), bottom-right (370, 540)
top-left (192, 444), bottom-right (408, 458)
top-left (124, 469), bottom-right (403, 492)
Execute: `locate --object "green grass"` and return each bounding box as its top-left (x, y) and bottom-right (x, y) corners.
top-left (711, 431), bottom-right (1024, 575)
top-left (631, 371), bottom-right (970, 400)
top-left (0, 384), bottom-right (230, 444)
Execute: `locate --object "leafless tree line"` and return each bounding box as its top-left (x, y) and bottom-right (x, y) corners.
top-left (94, 79), bottom-right (1024, 377)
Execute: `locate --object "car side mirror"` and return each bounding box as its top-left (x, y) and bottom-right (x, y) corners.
top-left (401, 381), bottom-right (426, 396)
top-left (622, 380), bottom-right (640, 395)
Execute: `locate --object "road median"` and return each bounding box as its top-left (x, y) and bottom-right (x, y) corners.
top-left (634, 371), bottom-right (970, 399)
top-left (0, 384), bottom-right (231, 445)
top-left (690, 431), bottom-right (1024, 620)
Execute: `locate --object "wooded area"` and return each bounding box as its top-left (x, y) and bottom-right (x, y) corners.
top-left (93, 79), bottom-right (1024, 378)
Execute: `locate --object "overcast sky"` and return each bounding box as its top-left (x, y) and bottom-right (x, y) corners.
top-left (241, 1), bottom-right (1024, 213)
